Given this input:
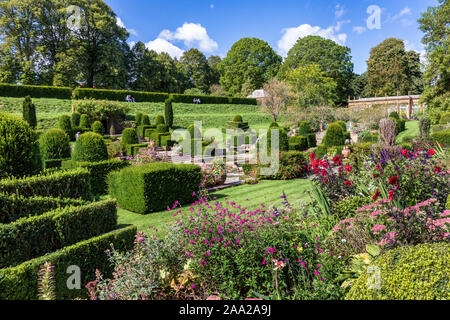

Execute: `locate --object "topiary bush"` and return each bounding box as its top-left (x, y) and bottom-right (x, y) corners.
top-left (288, 135), bottom-right (308, 151)
top-left (135, 112), bottom-right (143, 127)
top-left (305, 133), bottom-right (317, 148)
top-left (419, 117), bottom-right (431, 139)
top-left (440, 112), bottom-right (450, 125)
top-left (156, 124), bottom-right (169, 133)
top-left (332, 196), bottom-right (370, 220)
top-left (122, 128), bottom-right (138, 146)
top-left (72, 132), bottom-right (108, 163)
top-left (431, 129), bottom-right (450, 147)
top-left (92, 121), bottom-right (104, 136)
top-left (155, 114), bottom-right (165, 126)
top-left (39, 128), bottom-right (71, 162)
top-left (79, 114), bottom-right (90, 128)
top-left (389, 111), bottom-right (400, 120)
top-left (346, 243), bottom-right (450, 300)
top-left (22, 96), bottom-right (37, 128)
top-left (335, 121), bottom-right (347, 133)
top-left (233, 115), bottom-right (243, 123)
top-left (141, 114), bottom-right (150, 126)
top-left (57, 115), bottom-right (72, 139)
top-left (267, 125), bottom-right (289, 152)
top-left (71, 112), bottom-right (81, 127)
top-left (165, 99), bottom-right (173, 128)
top-left (0, 112), bottom-right (41, 179)
top-left (323, 123), bottom-right (345, 147)
top-left (298, 121), bottom-right (311, 134)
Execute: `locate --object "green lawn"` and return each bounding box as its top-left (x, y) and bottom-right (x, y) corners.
top-left (117, 179), bottom-right (314, 238)
top-left (0, 96), bottom-right (285, 132)
top-left (396, 120), bottom-right (419, 143)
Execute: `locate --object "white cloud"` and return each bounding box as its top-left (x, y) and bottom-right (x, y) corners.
top-left (353, 26), bottom-right (367, 35)
top-left (335, 5), bottom-right (345, 18)
top-left (145, 38), bottom-right (184, 59)
top-left (387, 6), bottom-right (412, 25)
top-left (404, 40), bottom-right (426, 64)
top-left (278, 23), bottom-right (348, 57)
top-left (116, 17), bottom-right (138, 36)
top-left (159, 22), bottom-right (218, 52)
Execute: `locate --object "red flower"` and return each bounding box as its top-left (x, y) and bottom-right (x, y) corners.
top-left (401, 149), bottom-right (408, 156)
top-left (435, 166), bottom-right (442, 173)
top-left (373, 189), bottom-right (381, 202)
top-left (389, 190), bottom-right (394, 201)
top-left (389, 176), bottom-right (399, 185)
top-left (345, 165), bottom-right (352, 172)
top-left (345, 181), bottom-right (352, 186)
top-left (333, 156), bottom-right (342, 165)
top-left (310, 153), bottom-right (316, 161)
top-left (428, 149), bottom-right (436, 156)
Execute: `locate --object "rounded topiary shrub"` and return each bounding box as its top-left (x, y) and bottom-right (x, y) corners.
top-left (92, 121), bottom-right (104, 136)
top-left (0, 112), bottom-right (41, 178)
top-left (72, 132), bottom-right (108, 163)
top-left (156, 124), bottom-right (169, 133)
top-left (335, 121), bottom-right (347, 133)
top-left (142, 115), bottom-right (150, 126)
top-left (323, 123), bottom-right (345, 147)
top-left (122, 128), bottom-right (138, 145)
top-left (39, 128), bottom-right (71, 161)
top-left (233, 115), bottom-right (243, 123)
top-left (155, 114), bottom-right (165, 126)
top-left (71, 112), bottom-right (81, 127)
top-left (267, 126), bottom-right (289, 152)
top-left (298, 121), bottom-right (311, 134)
top-left (346, 243), bottom-right (450, 300)
top-left (79, 114), bottom-right (90, 128)
top-left (389, 111), bottom-right (400, 119)
top-left (57, 115), bottom-right (72, 137)
top-left (135, 112), bottom-right (143, 127)
top-left (269, 122), bottom-right (279, 129)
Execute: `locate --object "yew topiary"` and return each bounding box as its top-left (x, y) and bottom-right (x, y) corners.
top-left (323, 123), bottom-right (345, 147)
top-left (39, 128), bottom-right (71, 161)
top-left (72, 132), bottom-right (108, 163)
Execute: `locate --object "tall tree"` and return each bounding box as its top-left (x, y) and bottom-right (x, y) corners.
top-left (278, 35), bottom-right (354, 106)
top-left (365, 38), bottom-right (423, 97)
top-left (260, 79), bottom-right (294, 122)
top-left (218, 38), bottom-right (282, 96)
top-left (286, 63), bottom-right (338, 108)
top-left (180, 48), bottom-right (212, 93)
top-left (207, 55), bottom-right (221, 85)
top-left (418, 0), bottom-right (449, 118)
top-left (129, 42), bottom-right (161, 92)
top-left (155, 52), bottom-right (187, 93)
top-left (350, 73), bottom-right (368, 99)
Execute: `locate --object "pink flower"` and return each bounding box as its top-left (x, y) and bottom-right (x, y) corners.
top-left (371, 224), bottom-right (386, 234)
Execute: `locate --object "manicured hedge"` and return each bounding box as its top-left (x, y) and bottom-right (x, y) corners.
top-left (0, 200), bottom-right (117, 268)
top-left (170, 93), bottom-right (257, 105)
top-left (0, 83), bottom-right (72, 99)
top-left (305, 133), bottom-right (317, 148)
top-left (74, 88), bottom-right (169, 102)
top-left (0, 193), bottom-right (86, 224)
top-left (78, 159), bottom-right (130, 196)
top-left (0, 168), bottom-right (91, 200)
top-left (289, 135), bottom-right (308, 151)
top-left (108, 162), bottom-right (202, 214)
top-left (0, 225), bottom-right (136, 300)
top-left (431, 129), bottom-right (450, 147)
top-left (44, 158), bottom-right (71, 169)
top-left (126, 143), bottom-right (150, 156)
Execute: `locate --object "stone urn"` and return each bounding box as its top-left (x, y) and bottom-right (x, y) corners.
top-left (342, 146), bottom-right (351, 159)
top-left (214, 174), bottom-right (227, 186)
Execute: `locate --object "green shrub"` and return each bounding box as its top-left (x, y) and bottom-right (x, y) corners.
top-left (135, 112), bottom-right (143, 127)
top-left (269, 122), bottom-right (279, 129)
top-left (332, 196), bottom-right (370, 220)
top-left (108, 163), bottom-right (202, 214)
top-left (389, 111), bottom-right (400, 119)
top-left (265, 151), bottom-right (308, 180)
top-left (0, 225), bottom-right (136, 300)
top-left (156, 124), bottom-right (169, 133)
top-left (72, 99), bottom-right (129, 129)
top-left (122, 128), bottom-right (139, 146)
top-left (298, 121), bottom-right (311, 134)
top-left (346, 243), bottom-right (450, 300)
top-left (126, 143), bottom-right (149, 156)
top-left (39, 128), bottom-right (71, 161)
top-left (142, 114), bottom-right (150, 126)
top-left (155, 114), bottom-right (165, 126)
top-left (72, 132), bottom-right (108, 163)
top-left (71, 112), bottom-right (81, 127)
top-left (305, 133), bottom-right (317, 148)
top-left (431, 129), bottom-right (450, 147)
top-left (323, 123), bottom-right (346, 147)
top-left (78, 159), bottom-right (130, 196)
top-left (0, 83), bottom-right (72, 99)
top-left (79, 114), bottom-right (90, 128)
top-left (439, 112), bottom-right (450, 125)
top-left (266, 126), bottom-right (289, 152)
top-left (44, 159), bottom-right (68, 169)
top-left (335, 121), bottom-right (347, 133)
top-left (0, 112), bottom-right (41, 179)
top-left (289, 135), bottom-right (308, 151)
top-left (169, 93), bottom-right (257, 105)
top-left (57, 115), bottom-right (72, 138)
top-left (137, 125), bottom-right (154, 138)
top-left (0, 193), bottom-right (86, 224)
top-left (446, 195), bottom-right (450, 210)
top-left (22, 96), bottom-right (37, 128)
top-left (92, 121), bottom-right (104, 136)
top-left (419, 117), bottom-right (431, 138)
top-left (165, 98), bottom-right (174, 128)
top-left (0, 168), bottom-right (90, 200)
top-left (0, 200), bottom-right (118, 268)
top-left (73, 87), bottom-right (168, 102)
top-left (233, 115), bottom-right (243, 123)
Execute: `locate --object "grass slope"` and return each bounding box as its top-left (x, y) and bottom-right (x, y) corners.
top-left (396, 120), bottom-right (419, 143)
top-left (0, 96), bottom-right (284, 131)
top-left (117, 179), bottom-right (313, 238)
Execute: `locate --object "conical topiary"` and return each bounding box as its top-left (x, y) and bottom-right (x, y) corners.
top-left (23, 96), bottom-right (37, 128)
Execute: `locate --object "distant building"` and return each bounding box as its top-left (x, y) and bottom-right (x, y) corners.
top-left (247, 89), bottom-right (268, 100)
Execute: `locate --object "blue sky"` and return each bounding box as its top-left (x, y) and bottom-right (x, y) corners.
top-left (106, 0), bottom-right (438, 74)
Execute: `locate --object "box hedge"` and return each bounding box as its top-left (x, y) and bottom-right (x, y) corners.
top-left (170, 93), bottom-right (257, 105)
top-left (0, 83), bottom-right (72, 99)
top-left (0, 200), bottom-right (117, 268)
top-left (126, 143), bottom-right (150, 156)
top-left (346, 243), bottom-right (449, 300)
top-left (73, 88), bottom-right (168, 102)
top-left (0, 168), bottom-right (91, 200)
top-left (305, 133), bottom-right (317, 148)
top-left (77, 159), bottom-right (130, 196)
top-left (0, 225), bottom-right (136, 300)
top-left (431, 129), bottom-right (450, 147)
top-left (289, 135), bottom-right (308, 151)
top-left (0, 193), bottom-right (86, 224)
top-left (108, 162), bottom-right (202, 214)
